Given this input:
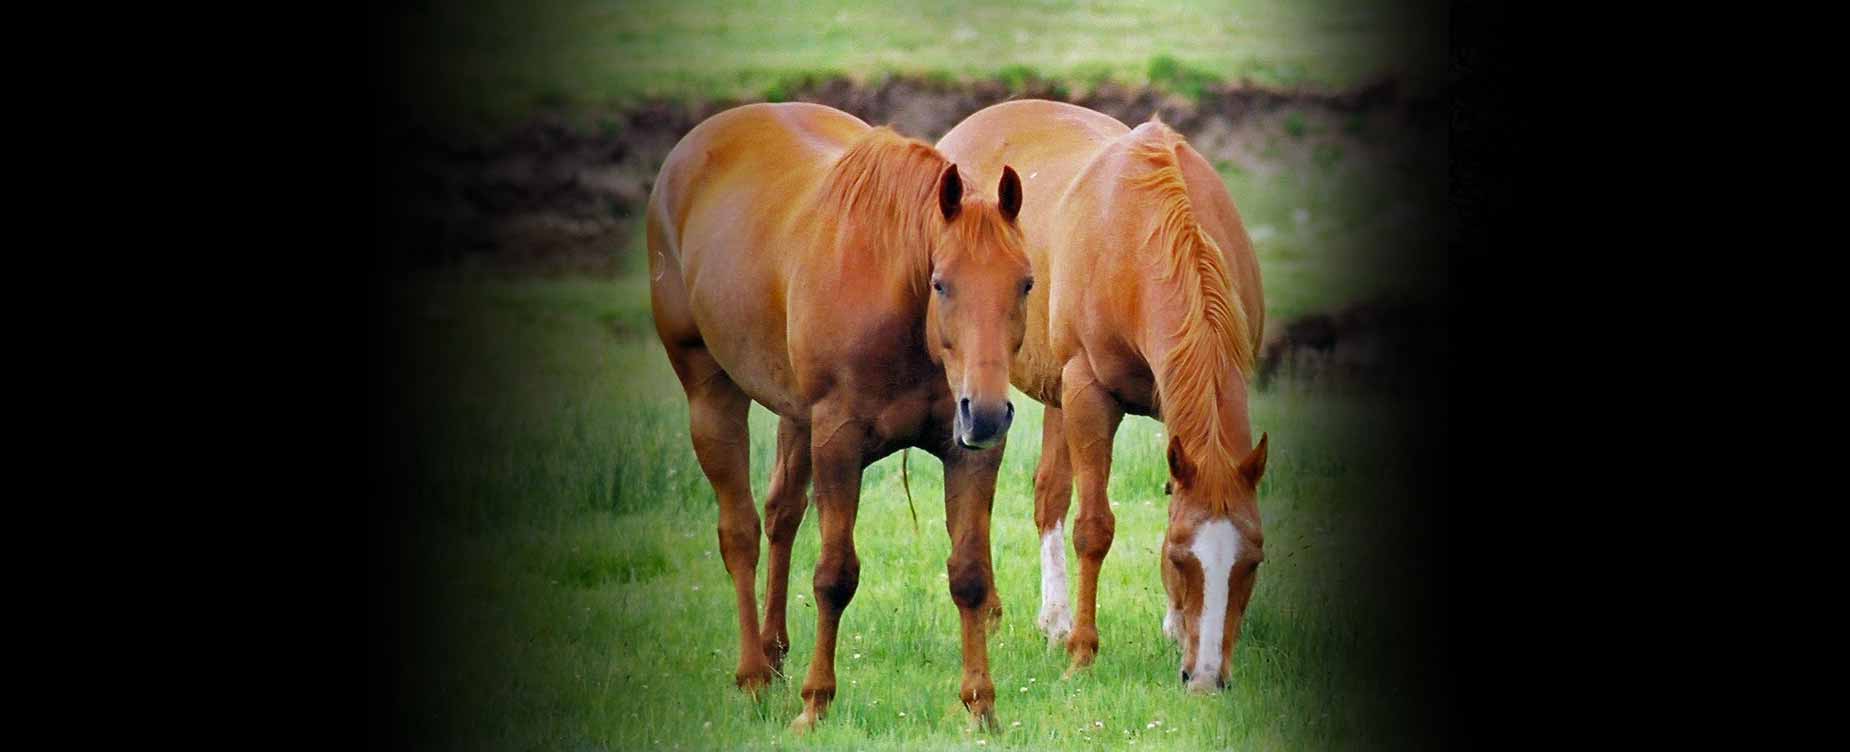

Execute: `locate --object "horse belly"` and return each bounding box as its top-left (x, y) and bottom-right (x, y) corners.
top-left (689, 294), bottom-right (800, 416)
top-left (678, 220), bottom-right (803, 418)
top-left (706, 326), bottom-right (801, 415)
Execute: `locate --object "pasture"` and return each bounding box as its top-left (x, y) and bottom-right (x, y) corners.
top-left (384, 276), bottom-right (1440, 750)
top-left (375, 1), bottom-right (1450, 749)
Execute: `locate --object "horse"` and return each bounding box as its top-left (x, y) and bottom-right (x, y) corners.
top-left (938, 100), bottom-right (1269, 693)
top-left (648, 102), bottom-right (1032, 729)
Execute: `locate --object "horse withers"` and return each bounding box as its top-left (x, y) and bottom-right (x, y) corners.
top-left (938, 101), bottom-right (1269, 693)
top-left (648, 103), bottom-right (1031, 729)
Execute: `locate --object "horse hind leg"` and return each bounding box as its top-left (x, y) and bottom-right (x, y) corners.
top-left (669, 343), bottom-right (774, 694)
top-left (760, 415), bottom-right (811, 674)
top-left (1032, 408), bottom-right (1075, 644)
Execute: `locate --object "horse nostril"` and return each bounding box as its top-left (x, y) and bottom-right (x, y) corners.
top-left (1005, 401), bottom-right (1014, 419)
top-left (1180, 669), bottom-right (1191, 685)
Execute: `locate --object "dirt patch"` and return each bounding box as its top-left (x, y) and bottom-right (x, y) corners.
top-left (1256, 298), bottom-right (1450, 390)
top-left (374, 75), bottom-right (1437, 276)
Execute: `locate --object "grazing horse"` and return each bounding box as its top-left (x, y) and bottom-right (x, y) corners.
top-left (648, 103), bottom-right (1031, 729)
top-left (938, 101), bottom-right (1268, 693)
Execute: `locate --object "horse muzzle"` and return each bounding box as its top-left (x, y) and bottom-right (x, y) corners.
top-left (1181, 668), bottom-right (1228, 694)
top-left (955, 397), bottom-right (1013, 450)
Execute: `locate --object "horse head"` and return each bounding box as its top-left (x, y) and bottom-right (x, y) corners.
top-left (923, 164), bottom-right (1030, 450)
top-left (1160, 432), bottom-right (1267, 693)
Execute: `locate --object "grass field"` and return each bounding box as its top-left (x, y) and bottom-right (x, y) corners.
top-left (387, 0), bottom-right (1445, 127)
top-left (380, 97), bottom-right (1444, 752)
top-left (387, 241), bottom-right (1441, 750)
top-left (1211, 152), bottom-right (1444, 325)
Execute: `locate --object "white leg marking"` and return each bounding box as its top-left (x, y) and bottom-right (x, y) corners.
top-left (1162, 607), bottom-right (1181, 643)
top-left (1037, 521), bottom-right (1073, 642)
top-left (1189, 520), bottom-right (1241, 690)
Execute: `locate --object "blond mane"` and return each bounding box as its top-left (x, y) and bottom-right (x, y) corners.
top-left (1127, 123), bottom-right (1257, 506)
top-left (814, 127), bottom-right (1020, 295)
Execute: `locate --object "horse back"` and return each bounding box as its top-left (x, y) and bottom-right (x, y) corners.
top-left (648, 103), bottom-right (872, 417)
top-left (652, 103), bottom-right (869, 275)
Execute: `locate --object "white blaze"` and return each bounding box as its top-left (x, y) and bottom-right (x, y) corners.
top-left (1037, 521), bottom-right (1073, 640)
top-left (1189, 520), bottom-right (1241, 687)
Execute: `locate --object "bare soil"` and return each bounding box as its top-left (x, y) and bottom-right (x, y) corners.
top-left (1256, 298), bottom-right (1450, 390)
top-left (375, 75), bottom-right (1436, 276)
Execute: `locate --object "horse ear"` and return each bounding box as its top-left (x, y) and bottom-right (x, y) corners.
top-left (1239, 433), bottom-right (1269, 489)
top-left (939, 164), bottom-right (963, 221)
top-left (1167, 435), bottom-right (1196, 489)
top-left (998, 165), bottom-right (1022, 221)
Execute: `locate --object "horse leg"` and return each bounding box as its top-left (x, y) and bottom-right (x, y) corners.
top-left (790, 412), bottom-right (866, 733)
top-left (668, 344), bottom-right (773, 694)
top-left (944, 445), bottom-right (1004, 730)
top-left (1032, 407), bottom-right (1075, 643)
top-left (1060, 359), bottom-right (1124, 674)
top-left (761, 415), bottom-right (811, 674)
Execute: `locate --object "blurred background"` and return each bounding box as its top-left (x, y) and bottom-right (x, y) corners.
top-left (367, 1), bottom-right (1467, 749)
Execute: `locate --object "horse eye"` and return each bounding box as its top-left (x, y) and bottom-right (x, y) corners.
top-left (932, 280), bottom-right (945, 294)
top-left (1022, 279), bottom-right (1034, 295)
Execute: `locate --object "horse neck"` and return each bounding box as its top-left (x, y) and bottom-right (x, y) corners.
top-left (1140, 235), bottom-right (1255, 507)
top-left (812, 207), bottom-right (933, 310)
top-left (1151, 318), bottom-right (1253, 463)
top-left (799, 139), bottom-right (940, 304)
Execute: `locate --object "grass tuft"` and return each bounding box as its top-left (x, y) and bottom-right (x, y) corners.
top-left (1147, 54), bottom-right (1222, 102)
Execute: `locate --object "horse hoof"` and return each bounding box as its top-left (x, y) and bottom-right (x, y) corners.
top-left (1036, 603), bottom-right (1073, 644)
top-left (761, 630), bottom-right (791, 667)
top-left (984, 602), bottom-right (1004, 634)
top-left (966, 707), bottom-right (999, 734)
top-left (736, 665), bottom-right (774, 695)
top-left (789, 709), bottom-right (821, 734)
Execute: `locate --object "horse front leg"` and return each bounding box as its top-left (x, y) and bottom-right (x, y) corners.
top-left (1032, 406), bottom-right (1075, 643)
top-left (1060, 359), bottom-right (1124, 675)
top-left (789, 412), bottom-right (866, 733)
top-left (943, 440), bottom-right (1005, 730)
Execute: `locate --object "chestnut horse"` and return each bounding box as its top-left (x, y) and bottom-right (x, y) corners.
top-left (648, 103), bottom-right (1031, 729)
top-left (938, 101), bottom-right (1269, 693)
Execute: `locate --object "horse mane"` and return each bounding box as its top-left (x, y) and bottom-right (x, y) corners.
top-left (812, 127), bottom-right (966, 296)
top-left (1126, 122), bottom-right (1257, 507)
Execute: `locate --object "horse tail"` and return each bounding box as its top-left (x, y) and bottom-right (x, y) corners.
top-left (902, 448), bottom-right (920, 535)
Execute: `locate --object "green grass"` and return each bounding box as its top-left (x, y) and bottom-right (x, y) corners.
top-left (1218, 152), bottom-right (1446, 324)
top-left (391, 275), bottom-right (1433, 750)
top-left (388, 0), bottom-right (1445, 127)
